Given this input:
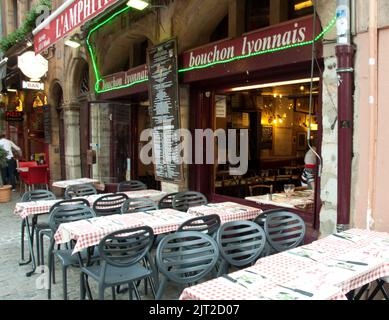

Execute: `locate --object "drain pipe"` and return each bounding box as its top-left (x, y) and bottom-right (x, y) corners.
top-left (336, 0), bottom-right (354, 231)
top-left (366, 0), bottom-right (378, 230)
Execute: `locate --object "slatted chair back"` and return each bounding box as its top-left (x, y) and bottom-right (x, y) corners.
top-left (121, 198), bottom-right (158, 214)
top-left (92, 193), bottom-right (129, 217)
top-left (21, 190), bottom-right (56, 202)
top-left (172, 191), bottom-right (208, 212)
top-left (99, 226), bottom-right (154, 268)
top-left (48, 204), bottom-right (96, 233)
top-left (177, 214), bottom-right (221, 237)
top-left (49, 198), bottom-right (90, 214)
top-left (249, 184), bottom-right (273, 196)
top-left (64, 184), bottom-right (97, 199)
top-left (217, 220), bottom-right (266, 268)
top-left (264, 211), bottom-right (306, 253)
top-left (156, 231), bottom-right (219, 285)
top-left (117, 180), bottom-right (147, 192)
top-left (158, 192), bottom-right (178, 209)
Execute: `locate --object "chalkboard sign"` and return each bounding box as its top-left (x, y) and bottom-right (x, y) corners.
top-left (147, 38), bottom-right (183, 182)
top-left (43, 105), bottom-right (51, 144)
top-left (5, 111), bottom-right (24, 121)
top-left (261, 126), bottom-right (273, 150)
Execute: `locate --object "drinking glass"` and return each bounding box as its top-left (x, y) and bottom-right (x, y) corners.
top-left (284, 184), bottom-right (295, 200)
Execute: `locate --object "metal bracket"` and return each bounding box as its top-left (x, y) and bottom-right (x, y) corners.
top-left (337, 67), bottom-right (354, 73)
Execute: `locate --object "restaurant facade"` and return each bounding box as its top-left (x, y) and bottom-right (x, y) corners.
top-left (22, 0), bottom-right (389, 239)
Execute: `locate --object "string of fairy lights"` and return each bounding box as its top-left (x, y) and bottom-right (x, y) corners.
top-left (86, 7), bottom-right (336, 94)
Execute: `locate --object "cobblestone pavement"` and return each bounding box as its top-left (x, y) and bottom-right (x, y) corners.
top-left (0, 192), bottom-right (180, 300)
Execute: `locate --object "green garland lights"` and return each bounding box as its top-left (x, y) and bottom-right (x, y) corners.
top-left (87, 12), bottom-right (336, 94)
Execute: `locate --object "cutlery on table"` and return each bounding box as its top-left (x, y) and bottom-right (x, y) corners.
top-left (332, 259), bottom-right (368, 266)
top-left (277, 285), bottom-right (314, 298)
top-left (244, 270), bottom-right (267, 279)
top-left (331, 233), bottom-right (356, 243)
top-left (287, 251), bottom-right (319, 262)
top-left (222, 275), bottom-right (248, 289)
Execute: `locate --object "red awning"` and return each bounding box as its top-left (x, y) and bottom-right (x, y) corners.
top-left (32, 0), bottom-right (120, 54)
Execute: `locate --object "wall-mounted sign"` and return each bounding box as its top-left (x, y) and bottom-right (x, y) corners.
top-left (32, 0), bottom-right (119, 54)
top-left (22, 81), bottom-right (44, 91)
top-left (99, 65), bottom-right (148, 91)
top-left (215, 95), bottom-right (227, 118)
top-left (18, 51), bottom-right (48, 79)
top-left (147, 38), bottom-right (183, 183)
top-left (5, 111), bottom-right (24, 122)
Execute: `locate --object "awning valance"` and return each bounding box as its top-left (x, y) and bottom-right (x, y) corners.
top-left (32, 0), bottom-right (120, 54)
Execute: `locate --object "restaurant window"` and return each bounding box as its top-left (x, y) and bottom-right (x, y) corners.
top-left (245, 0), bottom-right (270, 32)
top-left (288, 0), bottom-right (314, 20)
top-left (213, 79), bottom-right (320, 210)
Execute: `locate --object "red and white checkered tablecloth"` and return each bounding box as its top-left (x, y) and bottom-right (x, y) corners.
top-left (52, 178), bottom-right (100, 188)
top-left (13, 190), bottom-right (167, 219)
top-left (179, 229), bottom-right (389, 300)
top-left (54, 209), bottom-right (196, 254)
top-left (187, 202), bottom-right (263, 223)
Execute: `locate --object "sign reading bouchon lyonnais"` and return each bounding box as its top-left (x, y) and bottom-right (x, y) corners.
top-left (22, 81), bottom-right (45, 91)
top-left (182, 15), bottom-right (319, 70)
top-left (33, 0), bottom-right (119, 54)
top-left (99, 65), bottom-right (148, 91)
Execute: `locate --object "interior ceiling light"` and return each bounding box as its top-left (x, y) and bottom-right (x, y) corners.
top-left (294, 0), bottom-right (313, 11)
top-left (127, 0), bottom-right (150, 10)
top-left (228, 78), bottom-right (320, 92)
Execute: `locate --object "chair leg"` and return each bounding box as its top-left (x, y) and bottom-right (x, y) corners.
top-left (39, 232), bottom-right (45, 266)
top-left (47, 251), bottom-right (52, 300)
top-left (62, 266), bottom-right (68, 300)
top-left (80, 273), bottom-right (86, 300)
top-left (20, 220), bottom-right (25, 261)
top-left (155, 277), bottom-right (167, 300)
top-left (35, 228), bottom-right (41, 266)
top-left (98, 285), bottom-right (105, 300)
top-left (132, 283), bottom-right (141, 300)
top-left (111, 287), bottom-right (116, 300)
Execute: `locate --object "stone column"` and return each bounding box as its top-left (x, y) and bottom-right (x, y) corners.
top-left (228, 0), bottom-right (245, 38)
top-left (269, 0), bottom-right (289, 25)
top-left (62, 101), bottom-right (82, 179)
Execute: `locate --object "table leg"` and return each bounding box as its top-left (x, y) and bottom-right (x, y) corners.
top-left (23, 218), bottom-right (37, 277)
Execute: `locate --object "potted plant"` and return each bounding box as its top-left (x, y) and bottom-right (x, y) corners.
top-left (0, 145), bottom-right (12, 203)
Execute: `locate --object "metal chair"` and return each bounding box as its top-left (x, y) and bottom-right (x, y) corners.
top-left (216, 220), bottom-right (266, 276)
top-left (155, 231), bottom-right (220, 299)
top-left (47, 204), bottom-right (97, 300)
top-left (121, 198), bottom-right (158, 214)
top-left (19, 190), bottom-right (56, 264)
top-left (117, 180), bottom-right (147, 192)
top-left (38, 198), bottom-right (90, 265)
top-left (92, 193), bottom-right (129, 217)
top-left (80, 226), bottom-right (157, 300)
top-left (172, 191), bottom-right (208, 212)
top-left (264, 210), bottom-right (306, 254)
top-left (64, 184), bottom-right (97, 199)
top-left (158, 192), bottom-right (178, 209)
top-left (177, 214), bottom-right (221, 237)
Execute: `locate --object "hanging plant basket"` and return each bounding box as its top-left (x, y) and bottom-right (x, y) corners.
top-left (0, 185), bottom-right (12, 203)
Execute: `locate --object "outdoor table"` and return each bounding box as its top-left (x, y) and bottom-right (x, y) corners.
top-left (54, 209), bottom-right (196, 254)
top-left (179, 229), bottom-right (389, 300)
top-left (52, 178), bottom-right (100, 188)
top-left (245, 189), bottom-right (314, 211)
top-left (187, 202), bottom-right (263, 223)
top-left (14, 189), bottom-right (166, 276)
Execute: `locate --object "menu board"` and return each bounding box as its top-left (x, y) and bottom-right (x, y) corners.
top-left (43, 105), bottom-right (51, 144)
top-left (147, 38), bottom-right (183, 182)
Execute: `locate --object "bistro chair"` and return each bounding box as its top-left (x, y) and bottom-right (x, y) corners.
top-left (47, 204), bottom-right (98, 300)
top-left (249, 184), bottom-right (273, 197)
top-left (117, 180), bottom-right (147, 192)
top-left (64, 184), bottom-right (97, 199)
top-left (20, 165), bottom-right (50, 191)
top-left (80, 226), bottom-right (157, 300)
top-left (19, 190), bottom-right (56, 263)
top-left (17, 161), bottom-right (37, 193)
top-left (216, 220), bottom-right (266, 276)
top-left (155, 231), bottom-right (219, 299)
top-left (264, 210), bottom-right (306, 254)
top-left (38, 198), bottom-right (90, 266)
top-left (121, 198), bottom-right (158, 214)
top-left (177, 214), bottom-right (221, 238)
top-left (172, 191), bottom-right (208, 212)
top-left (92, 193), bottom-right (129, 217)
top-left (158, 192), bottom-right (179, 209)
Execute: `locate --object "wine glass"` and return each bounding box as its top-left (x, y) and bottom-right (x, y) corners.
top-left (284, 184), bottom-right (295, 200)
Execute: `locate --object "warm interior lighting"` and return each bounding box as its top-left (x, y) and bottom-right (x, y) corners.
top-left (7, 88), bottom-right (17, 92)
top-left (64, 39), bottom-right (81, 48)
top-left (127, 0), bottom-right (149, 10)
top-left (310, 123), bottom-right (318, 131)
top-left (294, 0), bottom-right (313, 11)
top-left (229, 78), bottom-right (320, 92)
